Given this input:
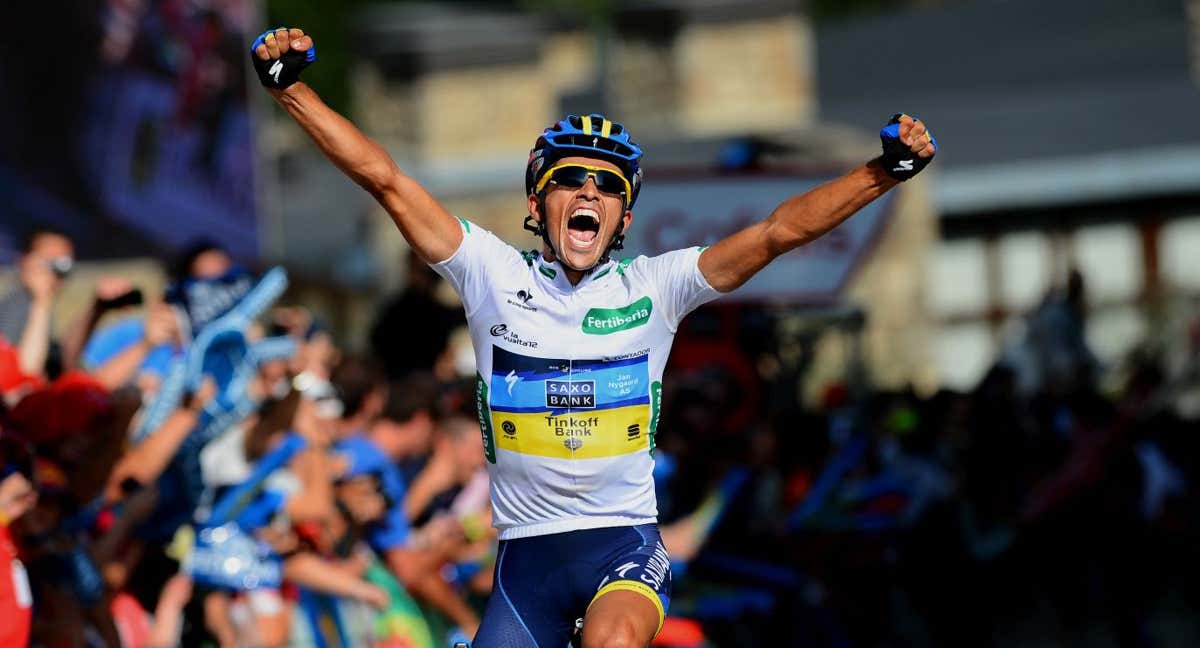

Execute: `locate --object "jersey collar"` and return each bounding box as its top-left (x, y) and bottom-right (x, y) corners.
top-left (533, 254), bottom-right (617, 293)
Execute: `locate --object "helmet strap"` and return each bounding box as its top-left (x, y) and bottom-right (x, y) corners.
top-left (601, 219), bottom-right (625, 264)
top-left (527, 197), bottom-right (559, 261)
top-left (527, 195), bottom-right (626, 271)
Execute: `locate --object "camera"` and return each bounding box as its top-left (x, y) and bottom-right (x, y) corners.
top-left (46, 256), bottom-right (74, 279)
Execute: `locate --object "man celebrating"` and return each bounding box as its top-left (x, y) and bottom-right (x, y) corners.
top-left (252, 26), bottom-right (935, 648)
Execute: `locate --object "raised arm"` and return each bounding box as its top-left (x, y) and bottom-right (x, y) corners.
top-left (252, 28), bottom-right (462, 263)
top-left (698, 115), bottom-right (935, 292)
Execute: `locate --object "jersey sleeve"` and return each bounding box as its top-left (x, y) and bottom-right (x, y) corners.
top-left (430, 218), bottom-right (524, 318)
top-left (633, 247), bottom-right (722, 332)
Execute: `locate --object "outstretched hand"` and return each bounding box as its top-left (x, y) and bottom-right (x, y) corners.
top-left (879, 113), bottom-right (937, 181)
top-left (251, 27), bottom-right (315, 90)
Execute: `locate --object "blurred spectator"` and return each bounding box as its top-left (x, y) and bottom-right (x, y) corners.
top-left (370, 251), bottom-right (464, 380)
top-left (0, 472), bottom-right (37, 648)
top-left (0, 228), bottom-right (74, 384)
top-left (334, 373), bottom-right (481, 636)
top-left (1006, 269), bottom-right (1100, 396)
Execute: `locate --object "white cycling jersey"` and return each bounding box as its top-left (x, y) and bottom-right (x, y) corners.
top-left (432, 218), bottom-right (721, 540)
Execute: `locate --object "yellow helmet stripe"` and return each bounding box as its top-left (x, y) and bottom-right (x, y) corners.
top-left (581, 115), bottom-right (592, 136)
top-left (600, 118), bottom-right (612, 138)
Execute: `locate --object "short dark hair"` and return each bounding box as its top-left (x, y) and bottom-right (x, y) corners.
top-left (331, 355), bottom-right (386, 420)
top-left (20, 227), bottom-right (71, 254)
top-left (380, 372), bottom-right (440, 425)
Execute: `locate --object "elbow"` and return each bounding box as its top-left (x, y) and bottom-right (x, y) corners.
top-left (356, 158), bottom-right (403, 199)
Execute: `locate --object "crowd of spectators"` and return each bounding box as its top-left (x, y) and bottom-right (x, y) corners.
top-left (1, 225), bottom-right (1199, 647)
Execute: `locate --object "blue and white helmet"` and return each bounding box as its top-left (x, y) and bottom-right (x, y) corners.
top-left (525, 113), bottom-right (644, 209)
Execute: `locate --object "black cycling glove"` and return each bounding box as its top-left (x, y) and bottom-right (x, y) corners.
top-left (879, 113), bottom-right (936, 181)
top-left (249, 28), bottom-right (316, 90)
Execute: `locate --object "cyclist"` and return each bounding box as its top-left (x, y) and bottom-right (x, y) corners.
top-left (251, 26), bottom-right (935, 648)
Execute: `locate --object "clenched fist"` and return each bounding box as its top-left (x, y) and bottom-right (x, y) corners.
top-left (250, 27), bottom-right (315, 90)
top-left (879, 113), bottom-right (937, 181)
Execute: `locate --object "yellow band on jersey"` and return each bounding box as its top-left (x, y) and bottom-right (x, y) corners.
top-left (491, 406), bottom-right (649, 460)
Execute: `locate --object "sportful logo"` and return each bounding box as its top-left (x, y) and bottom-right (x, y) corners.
top-left (506, 289), bottom-right (537, 312)
top-left (582, 296), bottom-right (653, 335)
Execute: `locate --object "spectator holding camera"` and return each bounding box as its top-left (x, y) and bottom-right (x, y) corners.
top-left (0, 228), bottom-right (74, 383)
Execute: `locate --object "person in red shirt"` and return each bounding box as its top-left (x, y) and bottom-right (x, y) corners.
top-left (0, 472), bottom-right (37, 648)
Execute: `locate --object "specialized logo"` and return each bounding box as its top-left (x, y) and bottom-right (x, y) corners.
top-left (505, 369), bottom-right (521, 396)
top-left (268, 60), bottom-right (283, 83)
top-left (615, 562), bottom-right (640, 579)
top-left (582, 296), bottom-right (653, 335)
top-left (546, 380), bottom-right (596, 409)
top-left (894, 159), bottom-right (914, 172)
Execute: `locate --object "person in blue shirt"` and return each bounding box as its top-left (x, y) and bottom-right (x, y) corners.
top-left (333, 373), bottom-right (480, 636)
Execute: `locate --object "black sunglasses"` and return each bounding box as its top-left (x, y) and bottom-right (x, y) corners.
top-left (536, 163), bottom-right (631, 204)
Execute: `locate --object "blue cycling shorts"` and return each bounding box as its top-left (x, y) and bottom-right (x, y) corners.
top-left (473, 523), bottom-right (671, 648)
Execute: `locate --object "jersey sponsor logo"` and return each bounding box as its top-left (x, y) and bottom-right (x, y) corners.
top-left (545, 380), bottom-right (596, 408)
top-left (615, 562), bottom-right (640, 579)
top-left (505, 370), bottom-right (521, 395)
top-left (475, 374), bottom-right (497, 464)
top-left (505, 289), bottom-right (538, 312)
top-left (489, 323), bottom-right (538, 348)
top-left (488, 347), bottom-right (650, 459)
top-left (641, 542), bottom-right (670, 590)
top-left (582, 296), bottom-right (653, 335)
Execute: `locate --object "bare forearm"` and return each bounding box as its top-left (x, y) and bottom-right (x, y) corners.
top-left (16, 300), bottom-right (52, 377)
top-left (386, 548), bottom-right (478, 630)
top-left (271, 83), bottom-right (397, 194)
top-left (765, 160), bottom-right (896, 251)
top-left (700, 160), bottom-right (896, 292)
top-left (406, 568), bottom-right (479, 631)
top-left (91, 340), bottom-right (150, 391)
top-left (268, 83), bottom-right (461, 262)
top-left (283, 553), bottom-right (376, 600)
top-left (108, 409), bottom-right (198, 497)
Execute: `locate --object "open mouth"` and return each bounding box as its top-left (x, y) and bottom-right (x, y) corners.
top-left (566, 208), bottom-right (601, 249)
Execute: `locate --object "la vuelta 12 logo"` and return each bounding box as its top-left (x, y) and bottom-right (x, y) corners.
top-left (490, 323), bottom-right (538, 348)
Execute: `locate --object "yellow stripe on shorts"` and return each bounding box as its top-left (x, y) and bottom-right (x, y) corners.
top-left (588, 579), bottom-right (665, 635)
